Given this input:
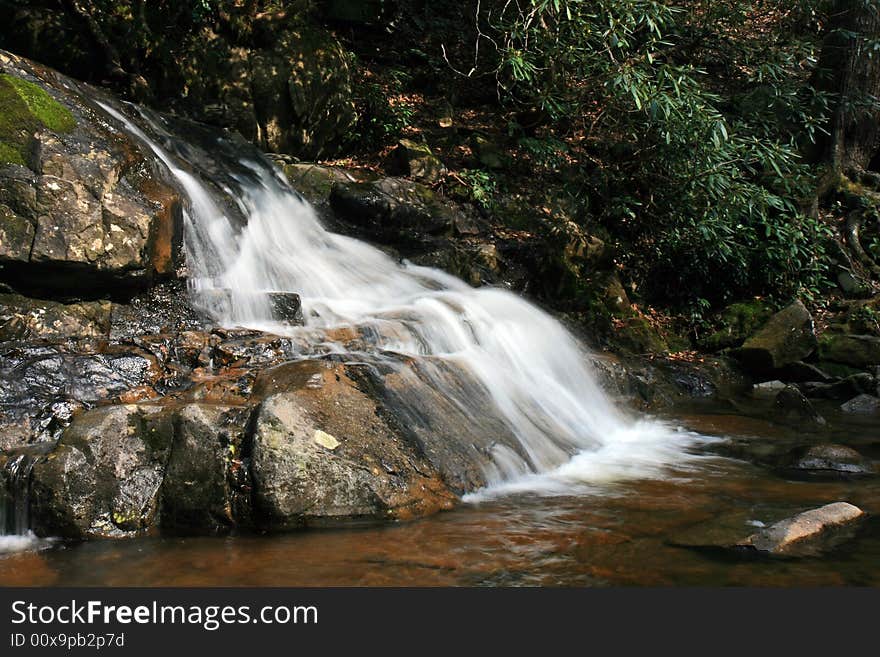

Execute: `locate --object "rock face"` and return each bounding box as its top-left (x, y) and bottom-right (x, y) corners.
top-left (731, 301), bottom-right (817, 373)
top-left (738, 502), bottom-right (865, 555)
top-left (0, 50), bottom-right (181, 298)
top-left (0, 293), bottom-right (111, 341)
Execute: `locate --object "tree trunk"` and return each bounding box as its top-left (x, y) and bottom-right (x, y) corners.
top-left (815, 1), bottom-right (880, 173)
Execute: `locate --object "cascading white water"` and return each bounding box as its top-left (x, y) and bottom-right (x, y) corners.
top-left (97, 101), bottom-right (710, 496)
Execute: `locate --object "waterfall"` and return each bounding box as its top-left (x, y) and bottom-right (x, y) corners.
top-left (0, 454), bottom-right (41, 553)
top-left (90, 101), bottom-right (707, 496)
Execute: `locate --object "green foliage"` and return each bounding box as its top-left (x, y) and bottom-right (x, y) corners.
top-left (447, 0), bottom-right (839, 313)
top-left (457, 169), bottom-right (499, 210)
top-left (347, 65), bottom-right (415, 150)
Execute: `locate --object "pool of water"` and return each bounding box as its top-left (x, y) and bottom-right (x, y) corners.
top-left (2, 410), bottom-right (879, 587)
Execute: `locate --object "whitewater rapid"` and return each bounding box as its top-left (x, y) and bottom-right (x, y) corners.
top-left (91, 101), bottom-right (712, 495)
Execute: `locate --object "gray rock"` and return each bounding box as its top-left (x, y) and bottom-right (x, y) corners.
top-left (731, 301), bottom-right (817, 372)
top-left (840, 394), bottom-right (880, 414)
top-left (801, 373), bottom-right (876, 400)
top-left (385, 139), bottom-right (446, 183)
top-left (0, 50), bottom-right (181, 297)
top-left (738, 502), bottom-right (865, 555)
top-left (329, 177), bottom-right (462, 244)
top-left (250, 360), bottom-right (456, 529)
top-left (751, 380), bottom-right (788, 398)
top-left (160, 404), bottom-right (253, 534)
top-left (30, 404), bottom-right (174, 538)
top-left (820, 334), bottom-right (880, 368)
top-left (782, 444), bottom-right (874, 477)
top-left (773, 386), bottom-right (826, 429)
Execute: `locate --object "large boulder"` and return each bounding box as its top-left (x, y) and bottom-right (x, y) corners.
top-left (329, 177), bottom-right (465, 245)
top-left (773, 385), bottom-right (826, 430)
top-left (840, 393), bottom-right (880, 415)
top-left (819, 334), bottom-right (880, 368)
top-left (160, 404), bottom-right (253, 534)
top-left (30, 404), bottom-right (175, 538)
top-left (250, 359), bottom-right (456, 529)
top-left (731, 300), bottom-right (817, 373)
top-left (0, 50), bottom-right (181, 298)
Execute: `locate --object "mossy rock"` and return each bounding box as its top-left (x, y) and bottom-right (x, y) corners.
top-left (611, 317), bottom-right (668, 355)
top-left (0, 72), bottom-right (74, 165)
top-left (818, 333), bottom-right (880, 368)
top-left (700, 300), bottom-right (774, 352)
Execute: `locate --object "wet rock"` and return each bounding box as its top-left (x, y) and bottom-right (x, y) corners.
top-left (737, 502), bottom-right (865, 556)
top-left (731, 301), bottom-right (817, 373)
top-left (0, 293), bottom-right (111, 341)
top-left (160, 404), bottom-right (254, 534)
top-left (250, 359), bottom-right (456, 529)
top-left (0, 51), bottom-right (181, 298)
top-left (819, 334), bottom-right (880, 368)
top-left (781, 444), bottom-right (874, 477)
top-left (801, 373), bottom-right (876, 400)
top-left (187, 289), bottom-right (304, 328)
top-left (0, 342), bottom-right (163, 449)
top-left (109, 281), bottom-right (207, 340)
top-left (385, 139), bottom-right (446, 183)
top-left (840, 394), bottom-right (880, 415)
top-left (751, 380), bottom-right (788, 398)
top-left (773, 386), bottom-right (826, 429)
top-left (329, 178), bottom-right (462, 245)
top-left (30, 404), bottom-right (175, 538)
top-left (267, 292), bottom-right (303, 325)
top-left (773, 361), bottom-right (834, 384)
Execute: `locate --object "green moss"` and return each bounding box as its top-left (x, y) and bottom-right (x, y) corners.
top-left (2, 74), bottom-right (75, 132)
top-left (699, 300), bottom-right (773, 352)
top-left (0, 73), bottom-right (75, 165)
top-left (0, 141), bottom-right (25, 165)
top-left (612, 317), bottom-right (669, 355)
